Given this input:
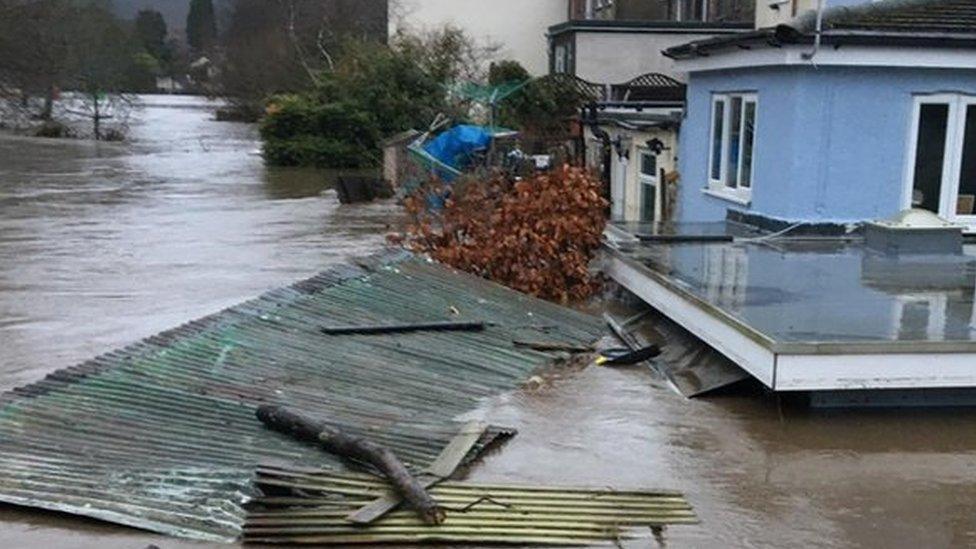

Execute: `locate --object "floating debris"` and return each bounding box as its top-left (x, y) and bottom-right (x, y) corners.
top-left (0, 251), bottom-right (603, 541)
top-left (246, 468), bottom-right (698, 546)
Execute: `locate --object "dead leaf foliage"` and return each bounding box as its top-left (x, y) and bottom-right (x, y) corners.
top-left (403, 166), bottom-right (608, 303)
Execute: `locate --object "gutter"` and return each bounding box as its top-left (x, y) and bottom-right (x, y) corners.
top-left (663, 25), bottom-right (801, 59)
top-left (548, 19), bottom-right (752, 38)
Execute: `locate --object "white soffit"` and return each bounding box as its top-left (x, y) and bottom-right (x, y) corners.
top-left (675, 45), bottom-right (976, 73)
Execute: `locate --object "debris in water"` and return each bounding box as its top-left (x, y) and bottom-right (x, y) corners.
top-left (245, 468), bottom-right (698, 545)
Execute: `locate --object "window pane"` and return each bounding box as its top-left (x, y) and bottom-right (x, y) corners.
top-left (912, 103), bottom-right (949, 213)
top-left (640, 152), bottom-right (657, 177)
top-left (710, 100), bottom-right (724, 180)
top-left (726, 97), bottom-right (742, 188)
top-left (957, 104), bottom-right (976, 216)
top-left (641, 182), bottom-right (656, 222)
top-left (740, 101), bottom-right (756, 189)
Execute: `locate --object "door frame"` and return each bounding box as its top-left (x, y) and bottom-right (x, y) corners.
top-left (903, 93), bottom-right (976, 230)
top-left (638, 147), bottom-right (661, 222)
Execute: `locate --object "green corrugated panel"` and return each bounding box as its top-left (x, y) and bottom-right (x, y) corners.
top-left (0, 251), bottom-right (604, 541)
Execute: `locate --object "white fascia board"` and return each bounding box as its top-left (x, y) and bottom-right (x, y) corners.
top-left (604, 253), bottom-right (776, 386)
top-left (776, 352), bottom-right (976, 391)
top-left (675, 45), bottom-right (976, 73)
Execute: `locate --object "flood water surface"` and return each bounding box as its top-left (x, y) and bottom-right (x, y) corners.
top-left (0, 95), bottom-right (398, 391)
top-left (1, 96), bottom-right (975, 548)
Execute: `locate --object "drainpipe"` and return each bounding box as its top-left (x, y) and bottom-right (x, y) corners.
top-left (801, 0), bottom-right (826, 61)
top-left (581, 103), bottom-right (613, 205)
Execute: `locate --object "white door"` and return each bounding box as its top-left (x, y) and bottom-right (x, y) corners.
top-left (905, 94), bottom-right (976, 230)
top-left (638, 149), bottom-right (661, 223)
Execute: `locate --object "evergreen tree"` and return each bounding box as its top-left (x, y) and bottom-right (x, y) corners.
top-left (186, 0), bottom-right (217, 53)
top-left (134, 9), bottom-right (168, 60)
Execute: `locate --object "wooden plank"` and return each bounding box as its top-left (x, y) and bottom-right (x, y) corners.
top-left (424, 421), bottom-right (488, 478)
top-left (345, 421), bottom-right (488, 525)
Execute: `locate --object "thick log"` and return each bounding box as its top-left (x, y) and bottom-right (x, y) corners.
top-left (256, 405), bottom-right (445, 525)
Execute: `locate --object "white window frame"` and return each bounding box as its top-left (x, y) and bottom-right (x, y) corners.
top-left (638, 148), bottom-right (660, 222)
top-left (706, 92), bottom-right (757, 205)
top-left (554, 45), bottom-right (567, 74)
top-left (902, 92), bottom-right (976, 231)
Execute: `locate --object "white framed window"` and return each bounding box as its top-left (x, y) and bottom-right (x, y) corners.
top-left (554, 45), bottom-right (568, 74)
top-left (904, 93), bottom-right (976, 231)
top-left (638, 149), bottom-right (659, 222)
top-left (707, 93), bottom-right (757, 204)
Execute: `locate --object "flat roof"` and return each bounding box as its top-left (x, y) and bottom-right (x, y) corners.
top-left (605, 222), bottom-right (976, 391)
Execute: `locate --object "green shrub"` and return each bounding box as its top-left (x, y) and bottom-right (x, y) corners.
top-left (490, 60), bottom-right (592, 139)
top-left (261, 94), bottom-right (382, 168)
top-left (260, 36), bottom-right (469, 169)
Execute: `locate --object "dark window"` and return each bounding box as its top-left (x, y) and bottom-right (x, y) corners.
top-left (956, 105), bottom-right (976, 216)
top-left (710, 100), bottom-right (724, 181)
top-left (911, 103), bottom-right (949, 213)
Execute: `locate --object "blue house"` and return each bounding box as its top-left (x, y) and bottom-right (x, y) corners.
top-left (664, 0), bottom-right (976, 232)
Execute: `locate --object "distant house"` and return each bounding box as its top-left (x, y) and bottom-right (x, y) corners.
top-left (550, 0), bottom-right (753, 82)
top-left (392, 0), bottom-right (565, 74)
top-left (582, 74), bottom-right (686, 223)
top-left (666, 0), bottom-right (976, 232)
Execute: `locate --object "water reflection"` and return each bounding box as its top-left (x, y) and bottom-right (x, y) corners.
top-left (631, 237), bottom-right (976, 344)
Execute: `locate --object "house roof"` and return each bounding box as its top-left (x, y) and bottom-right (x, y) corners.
top-left (611, 72), bottom-right (686, 102)
top-left (548, 18), bottom-right (752, 38)
top-left (827, 0), bottom-right (976, 33)
top-left (665, 0), bottom-right (976, 59)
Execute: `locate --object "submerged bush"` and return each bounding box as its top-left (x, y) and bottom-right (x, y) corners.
top-left (260, 31), bottom-right (480, 169)
top-left (261, 95), bottom-right (380, 168)
top-left (34, 120), bottom-right (74, 139)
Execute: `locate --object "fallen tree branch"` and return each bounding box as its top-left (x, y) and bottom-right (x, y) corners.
top-left (513, 340), bottom-right (594, 353)
top-left (321, 321), bottom-right (485, 336)
top-left (256, 405), bottom-right (445, 525)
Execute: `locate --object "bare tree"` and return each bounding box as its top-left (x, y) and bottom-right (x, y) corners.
top-left (0, 0), bottom-right (138, 139)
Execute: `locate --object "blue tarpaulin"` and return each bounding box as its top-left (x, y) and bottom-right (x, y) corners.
top-left (422, 125), bottom-right (494, 180)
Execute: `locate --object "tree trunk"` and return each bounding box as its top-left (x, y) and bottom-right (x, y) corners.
top-left (92, 93), bottom-right (100, 141)
top-left (256, 405), bottom-right (445, 525)
top-left (41, 87), bottom-right (54, 120)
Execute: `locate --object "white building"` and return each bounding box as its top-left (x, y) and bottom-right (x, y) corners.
top-left (391, 0), bottom-right (566, 74)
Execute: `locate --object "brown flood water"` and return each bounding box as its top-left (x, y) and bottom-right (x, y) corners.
top-left (1, 95), bottom-right (976, 548)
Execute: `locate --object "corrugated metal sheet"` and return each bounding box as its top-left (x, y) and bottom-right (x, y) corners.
top-left (0, 251), bottom-right (604, 541)
top-left (246, 467), bottom-right (698, 545)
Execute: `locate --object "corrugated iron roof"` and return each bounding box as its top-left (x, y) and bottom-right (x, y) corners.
top-left (245, 467), bottom-right (698, 545)
top-left (0, 250), bottom-right (604, 541)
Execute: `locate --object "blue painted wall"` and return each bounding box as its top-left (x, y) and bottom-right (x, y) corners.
top-left (677, 65), bottom-right (976, 224)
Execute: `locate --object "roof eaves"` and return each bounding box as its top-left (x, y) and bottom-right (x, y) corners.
top-left (663, 25), bottom-right (802, 59)
top-left (819, 29), bottom-right (976, 47)
top-left (548, 18), bottom-right (752, 37)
